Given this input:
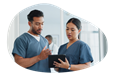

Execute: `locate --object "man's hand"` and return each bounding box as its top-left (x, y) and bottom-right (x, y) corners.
top-left (38, 46), bottom-right (51, 60)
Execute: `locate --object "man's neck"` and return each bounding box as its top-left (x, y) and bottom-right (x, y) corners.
top-left (28, 30), bottom-right (39, 37)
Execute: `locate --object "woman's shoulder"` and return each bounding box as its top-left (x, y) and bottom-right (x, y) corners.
top-left (58, 43), bottom-right (68, 54)
top-left (76, 40), bottom-right (89, 46)
top-left (58, 43), bottom-right (68, 49)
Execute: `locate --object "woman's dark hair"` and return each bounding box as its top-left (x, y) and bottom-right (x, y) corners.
top-left (27, 10), bottom-right (44, 22)
top-left (66, 18), bottom-right (82, 30)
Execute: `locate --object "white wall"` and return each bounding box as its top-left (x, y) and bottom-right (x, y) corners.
top-left (92, 23), bottom-right (115, 33)
top-left (2, 13), bottom-right (19, 62)
top-left (0, 11), bottom-right (18, 56)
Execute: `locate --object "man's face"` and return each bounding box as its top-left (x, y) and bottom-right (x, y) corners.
top-left (30, 17), bottom-right (44, 35)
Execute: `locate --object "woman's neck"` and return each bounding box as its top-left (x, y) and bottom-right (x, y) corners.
top-left (69, 38), bottom-right (79, 44)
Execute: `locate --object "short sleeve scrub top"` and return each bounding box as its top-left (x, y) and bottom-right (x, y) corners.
top-left (58, 40), bottom-right (93, 72)
top-left (12, 33), bottom-right (50, 72)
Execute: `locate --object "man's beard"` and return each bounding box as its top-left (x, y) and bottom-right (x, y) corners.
top-left (32, 28), bottom-right (42, 35)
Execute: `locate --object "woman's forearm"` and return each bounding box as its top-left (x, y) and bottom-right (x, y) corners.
top-left (69, 62), bottom-right (91, 71)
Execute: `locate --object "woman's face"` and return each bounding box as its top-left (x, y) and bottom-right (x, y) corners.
top-left (66, 22), bottom-right (81, 40)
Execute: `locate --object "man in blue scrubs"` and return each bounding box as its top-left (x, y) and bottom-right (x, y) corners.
top-left (12, 10), bottom-right (51, 72)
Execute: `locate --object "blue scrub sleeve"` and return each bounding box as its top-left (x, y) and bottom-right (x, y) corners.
top-left (79, 44), bottom-right (93, 64)
top-left (12, 38), bottom-right (26, 58)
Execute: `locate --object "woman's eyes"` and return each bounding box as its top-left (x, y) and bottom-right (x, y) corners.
top-left (66, 29), bottom-right (74, 31)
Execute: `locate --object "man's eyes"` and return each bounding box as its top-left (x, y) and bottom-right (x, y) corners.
top-left (36, 23), bottom-right (43, 25)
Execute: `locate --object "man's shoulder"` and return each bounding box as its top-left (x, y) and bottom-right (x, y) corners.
top-left (15, 33), bottom-right (30, 41)
top-left (18, 32), bottom-right (27, 37)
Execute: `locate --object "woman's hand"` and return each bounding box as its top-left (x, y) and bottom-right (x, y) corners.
top-left (53, 58), bottom-right (69, 69)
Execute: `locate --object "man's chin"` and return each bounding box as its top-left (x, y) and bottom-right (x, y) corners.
top-left (37, 32), bottom-right (41, 35)
top-left (33, 32), bottom-right (41, 35)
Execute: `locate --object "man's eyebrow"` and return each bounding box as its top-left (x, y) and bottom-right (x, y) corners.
top-left (35, 22), bottom-right (40, 23)
top-left (35, 22), bottom-right (44, 24)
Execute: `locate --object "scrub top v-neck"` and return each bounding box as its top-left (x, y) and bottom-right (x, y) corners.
top-left (58, 40), bottom-right (93, 72)
top-left (12, 33), bottom-right (50, 72)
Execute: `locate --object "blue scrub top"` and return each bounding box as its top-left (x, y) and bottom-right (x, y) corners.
top-left (58, 40), bottom-right (93, 72)
top-left (12, 33), bottom-right (51, 72)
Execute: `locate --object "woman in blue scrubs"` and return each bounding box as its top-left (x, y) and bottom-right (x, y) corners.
top-left (54, 18), bottom-right (93, 72)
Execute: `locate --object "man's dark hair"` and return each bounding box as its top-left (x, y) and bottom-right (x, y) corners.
top-left (45, 35), bottom-right (53, 41)
top-left (27, 10), bottom-right (44, 22)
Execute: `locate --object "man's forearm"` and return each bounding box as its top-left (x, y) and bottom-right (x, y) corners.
top-left (15, 54), bottom-right (42, 68)
top-left (14, 48), bottom-right (51, 68)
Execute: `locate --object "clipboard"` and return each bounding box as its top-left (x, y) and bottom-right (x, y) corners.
top-left (48, 55), bottom-right (65, 68)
